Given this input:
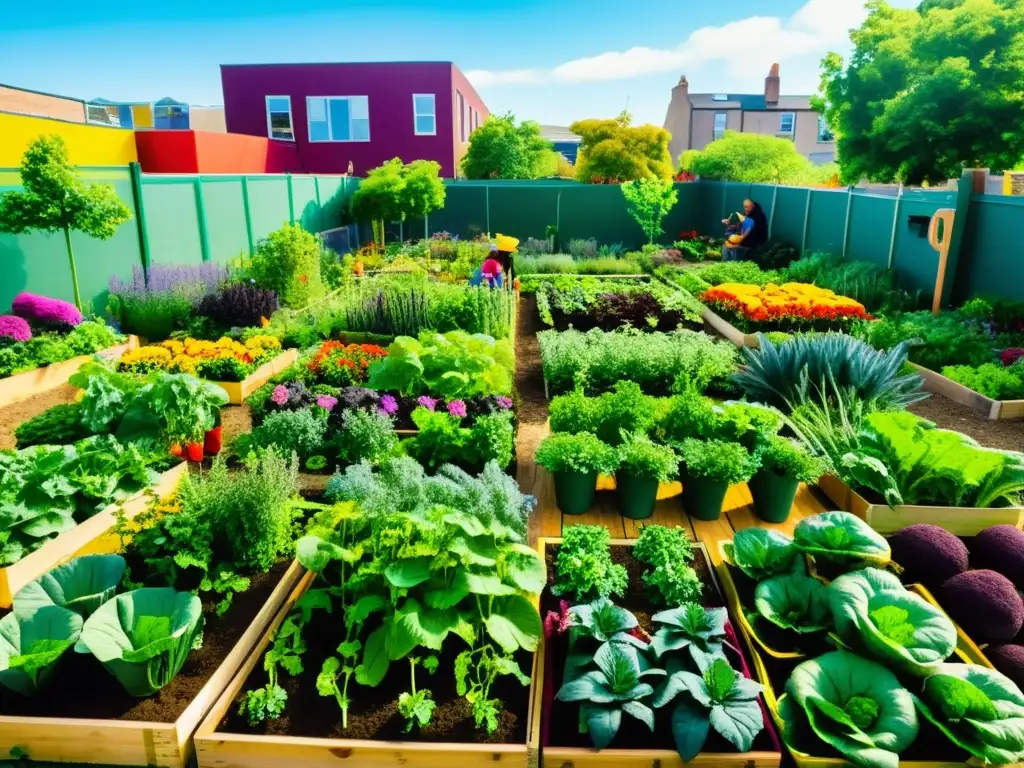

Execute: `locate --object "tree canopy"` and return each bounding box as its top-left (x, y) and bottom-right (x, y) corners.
top-left (680, 131), bottom-right (837, 185)
top-left (460, 113), bottom-right (558, 179)
top-left (571, 112), bottom-right (675, 183)
top-left (351, 158), bottom-right (446, 247)
top-left (815, 0), bottom-right (1024, 185)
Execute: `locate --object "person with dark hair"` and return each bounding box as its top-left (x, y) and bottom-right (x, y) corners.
top-left (721, 199), bottom-right (768, 261)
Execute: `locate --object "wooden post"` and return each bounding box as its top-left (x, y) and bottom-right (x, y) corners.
top-left (929, 209), bottom-right (956, 315)
top-left (936, 168), bottom-right (986, 308)
top-left (886, 184), bottom-right (904, 269)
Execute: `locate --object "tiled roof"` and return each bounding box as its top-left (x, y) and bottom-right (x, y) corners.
top-left (689, 93), bottom-right (814, 111)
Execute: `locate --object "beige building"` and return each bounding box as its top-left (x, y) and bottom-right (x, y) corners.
top-left (664, 64), bottom-right (836, 165)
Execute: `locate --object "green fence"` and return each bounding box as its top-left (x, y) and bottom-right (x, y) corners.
top-left (0, 165), bottom-right (1015, 313)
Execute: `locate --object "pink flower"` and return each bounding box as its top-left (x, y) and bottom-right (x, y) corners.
top-left (271, 385), bottom-right (289, 406)
top-left (316, 395), bottom-right (338, 411)
top-left (378, 394), bottom-right (399, 415)
top-left (11, 293), bottom-right (83, 327)
top-left (447, 399), bottom-right (467, 419)
top-left (417, 395), bottom-right (438, 411)
top-left (0, 315), bottom-right (32, 342)
top-left (543, 600), bottom-right (572, 638)
top-left (495, 396), bottom-right (513, 410)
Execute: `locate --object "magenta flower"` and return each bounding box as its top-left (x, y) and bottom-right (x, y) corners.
top-left (447, 399), bottom-right (467, 419)
top-left (417, 395), bottom-right (438, 411)
top-left (271, 385), bottom-right (289, 406)
top-left (0, 315), bottom-right (32, 342)
top-left (378, 394), bottom-right (399, 415)
top-left (543, 600), bottom-right (573, 638)
top-left (316, 395), bottom-right (338, 411)
top-left (495, 396), bottom-right (513, 410)
top-left (11, 293), bottom-right (83, 327)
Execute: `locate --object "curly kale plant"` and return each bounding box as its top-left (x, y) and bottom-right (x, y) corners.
top-left (633, 525), bottom-right (701, 606)
top-left (553, 525), bottom-right (627, 602)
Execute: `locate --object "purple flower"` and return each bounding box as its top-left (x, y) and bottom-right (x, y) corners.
top-left (316, 395), bottom-right (338, 411)
top-left (271, 385), bottom-right (289, 406)
top-left (417, 395), bottom-right (438, 411)
top-left (447, 400), bottom-right (467, 419)
top-left (379, 394), bottom-right (399, 415)
top-left (495, 396), bottom-right (513, 410)
top-left (11, 293), bottom-right (83, 327)
top-left (0, 315), bottom-right (32, 342)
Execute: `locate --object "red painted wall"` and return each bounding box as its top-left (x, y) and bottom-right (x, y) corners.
top-left (221, 62), bottom-right (486, 177)
top-left (134, 130), bottom-right (303, 173)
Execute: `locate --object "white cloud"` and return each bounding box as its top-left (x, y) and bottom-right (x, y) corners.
top-left (468, 0), bottom-right (893, 89)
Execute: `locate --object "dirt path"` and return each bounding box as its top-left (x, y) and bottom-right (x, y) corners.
top-left (0, 385), bottom-right (78, 450)
top-left (513, 294), bottom-right (551, 544)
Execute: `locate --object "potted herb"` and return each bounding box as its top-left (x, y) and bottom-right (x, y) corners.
top-left (678, 438), bottom-right (756, 521)
top-left (615, 432), bottom-right (678, 520)
top-left (536, 432), bottom-right (618, 516)
top-left (749, 437), bottom-right (826, 523)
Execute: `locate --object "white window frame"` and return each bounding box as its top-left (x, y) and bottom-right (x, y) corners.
top-left (413, 93), bottom-right (436, 136)
top-left (86, 103), bottom-right (120, 127)
top-left (265, 95), bottom-right (295, 142)
top-left (306, 95), bottom-right (371, 143)
top-left (779, 112), bottom-right (796, 136)
top-left (713, 112), bottom-right (727, 140)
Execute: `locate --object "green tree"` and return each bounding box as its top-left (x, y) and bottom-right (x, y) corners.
top-left (351, 158), bottom-right (446, 247)
top-left (621, 179), bottom-right (679, 244)
top-left (815, 0), bottom-right (1024, 185)
top-left (460, 113), bottom-right (557, 179)
top-left (0, 135), bottom-right (132, 311)
top-left (571, 112), bottom-right (674, 183)
top-left (681, 131), bottom-right (815, 184)
top-left (249, 223), bottom-right (326, 308)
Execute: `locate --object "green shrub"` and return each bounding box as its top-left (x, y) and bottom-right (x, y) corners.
top-left (617, 433), bottom-right (678, 482)
top-left (678, 438), bottom-right (756, 485)
top-left (549, 389), bottom-right (599, 434)
top-left (783, 252), bottom-right (896, 312)
top-left (404, 407), bottom-right (513, 472)
top-left (633, 525), bottom-right (700, 605)
top-left (248, 223), bottom-right (325, 309)
top-left (757, 437), bottom-right (827, 483)
top-left (237, 409), bottom-right (326, 459)
top-left (331, 408), bottom-right (398, 466)
top-left (536, 432), bottom-right (618, 475)
top-left (593, 381), bottom-right (658, 445)
top-left (854, 311), bottom-right (992, 371)
top-left (941, 363), bottom-right (1024, 400)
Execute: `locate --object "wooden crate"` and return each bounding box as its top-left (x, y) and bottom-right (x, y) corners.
top-left (195, 571), bottom-right (541, 768)
top-left (0, 461), bottom-right (187, 608)
top-left (817, 473), bottom-right (1024, 536)
top-left (912, 363), bottom-right (1024, 421)
top-left (0, 558), bottom-right (305, 767)
top-left (0, 336), bottom-right (139, 409)
top-left (533, 537), bottom-right (782, 768)
top-left (702, 308), bottom-right (759, 350)
top-left (211, 348), bottom-right (300, 405)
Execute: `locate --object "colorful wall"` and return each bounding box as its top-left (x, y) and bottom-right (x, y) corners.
top-left (0, 84), bottom-right (85, 124)
top-left (134, 130), bottom-right (303, 174)
top-left (0, 112), bottom-right (138, 167)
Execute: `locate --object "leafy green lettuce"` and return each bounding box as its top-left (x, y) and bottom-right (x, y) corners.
top-left (723, 528), bottom-right (797, 581)
top-left (793, 511), bottom-right (890, 568)
top-left (754, 565), bottom-right (831, 634)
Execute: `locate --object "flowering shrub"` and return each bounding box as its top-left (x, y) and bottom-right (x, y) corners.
top-left (702, 282), bottom-right (871, 329)
top-left (11, 293), bottom-right (83, 328)
top-left (306, 341), bottom-right (388, 387)
top-left (1002, 348), bottom-right (1024, 367)
top-left (119, 335), bottom-right (281, 382)
top-left (196, 282), bottom-right (279, 330)
top-left (0, 315), bottom-right (32, 342)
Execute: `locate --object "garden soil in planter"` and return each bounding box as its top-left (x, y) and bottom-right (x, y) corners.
top-left (0, 561), bottom-right (291, 722)
top-left (217, 610), bottom-right (531, 745)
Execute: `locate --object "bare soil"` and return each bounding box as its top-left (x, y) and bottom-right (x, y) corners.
top-left (910, 392), bottom-right (1024, 451)
top-left (0, 384), bottom-right (78, 450)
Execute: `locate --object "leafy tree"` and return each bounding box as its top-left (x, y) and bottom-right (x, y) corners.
top-left (352, 158), bottom-right (446, 247)
top-left (249, 223), bottom-right (325, 308)
top-left (460, 113), bottom-right (557, 179)
top-left (621, 179), bottom-right (679, 244)
top-left (815, 0), bottom-right (1024, 185)
top-left (571, 112), bottom-right (674, 183)
top-left (681, 132), bottom-right (815, 184)
top-left (0, 135), bottom-right (132, 311)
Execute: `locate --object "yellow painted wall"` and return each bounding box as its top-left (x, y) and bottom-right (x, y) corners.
top-left (0, 111), bottom-right (138, 167)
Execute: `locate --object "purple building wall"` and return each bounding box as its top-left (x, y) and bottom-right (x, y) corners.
top-left (220, 62), bottom-right (488, 178)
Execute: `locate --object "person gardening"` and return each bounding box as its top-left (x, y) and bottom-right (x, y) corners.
top-left (721, 199), bottom-right (768, 261)
top-left (495, 233), bottom-right (519, 276)
top-left (469, 246), bottom-right (505, 288)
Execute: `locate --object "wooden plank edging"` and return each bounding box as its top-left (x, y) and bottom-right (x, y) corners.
top-left (210, 348), bottom-right (300, 405)
top-left (702, 308), bottom-right (759, 349)
top-left (911, 363), bottom-right (1024, 421)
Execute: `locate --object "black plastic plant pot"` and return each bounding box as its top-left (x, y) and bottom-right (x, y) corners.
top-left (682, 474), bottom-right (730, 521)
top-left (616, 471), bottom-right (659, 520)
top-left (552, 469), bottom-right (599, 516)
top-left (749, 469), bottom-right (799, 524)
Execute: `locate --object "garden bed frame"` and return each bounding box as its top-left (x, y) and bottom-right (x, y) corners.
top-left (0, 460), bottom-right (187, 608)
top-left (211, 348), bottom-right (300, 405)
top-left (702, 308), bottom-right (759, 349)
top-left (194, 567), bottom-right (541, 768)
top-left (0, 336), bottom-right (139, 410)
top-left (0, 558), bottom-right (306, 767)
top-left (911, 363), bottom-right (1024, 421)
top-left (817, 474), bottom-right (1024, 536)
top-left (532, 536), bottom-right (782, 768)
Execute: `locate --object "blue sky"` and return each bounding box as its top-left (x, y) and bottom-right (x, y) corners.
top-left (3, 0), bottom-right (919, 127)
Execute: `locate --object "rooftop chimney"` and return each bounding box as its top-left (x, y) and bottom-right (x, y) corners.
top-left (765, 63), bottom-right (780, 106)
top-left (664, 75), bottom-right (693, 167)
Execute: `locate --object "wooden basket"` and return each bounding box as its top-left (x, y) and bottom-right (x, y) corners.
top-left (0, 336), bottom-right (139, 410)
top-left (210, 348), bottom-right (299, 405)
top-left (911, 363), bottom-right (1024, 421)
top-left (533, 537), bottom-right (782, 768)
top-left (817, 474), bottom-right (1024, 536)
top-left (0, 558), bottom-right (305, 767)
top-left (0, 461), bottom-right (186, 608)
top-left (194, 570), bottom-right (541, 768)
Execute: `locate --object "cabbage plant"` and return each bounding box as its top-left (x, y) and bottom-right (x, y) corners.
top-left (78, 587), bottom-right (203, 696)
top-left (793, 511), bottom-right (891, 568)
top-left (0, 605), bottom-right (83, 695)
top-left (14, 554), bottom-right (126, 618)
top-left (754, 566), bottom-right (831, 634)
top-left (722, 528), bottom-right (796, 581)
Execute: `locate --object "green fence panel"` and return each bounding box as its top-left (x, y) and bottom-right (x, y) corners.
top-left (489, 185), bottom-right (560, 242)
top-left (749, 184), bottom-right (777, 238)
top-left (805, 190), bottom-right (849, 255)
top-left (891, 196), bottom-right (945, 299)
top-left (847, 193), bottom-right (897, 268)
top-left (559, 185), bottom-right (641, 248)
top-left (772, 187), bottom-right (810, 249)
top-left (247, 177), bottom-right (291, 243)
top-left (199, 178), bottom-right (249, 264)
top-left (291, 176), bottom-right (319, 233)
top-left (664, 182), bottom-right (701, 239)
top-left (141, 180), bottom-right (204, 267)
top-left (427, 185), bottom-right (489, 239)
top-left (957, 196), bottom-right (1024, 302)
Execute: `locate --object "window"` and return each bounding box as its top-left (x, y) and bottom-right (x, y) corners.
top-left (712, 94), bottom-right (728, 102)
top-left (713, 112), bottom-right (727, 140)
top-left (307, 96), bottom-right (370, 142)
top-left (779, 112), bottom-right (796, 135)
top-left (86, 104), bottom-right (120, 127)
top-left (472, 108), bottom-right (479, 133)
top-left (457, 91), bottom-right (466, 143)
top-left (265, 96), bottom-right (294, 141)
top-left (817, 115), bottom-right (835, 143)
top-left (413, 93), bottom-right (436, 135)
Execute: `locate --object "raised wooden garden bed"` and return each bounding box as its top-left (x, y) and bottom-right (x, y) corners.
top-left (211, 348), bottom-right (300, 405)
top-left (702, 308), bottom-right (759, 350)
top-left (194, 569), bottom-right (541, 768)
top-left (0, 558), bottom-right (305, 767)
top-left (0, 336), bottom-right (139, 410)
top-left (911, 363), bottom-right (1024, 421)
top-left (817, 473), bottom-right (1024, 536)
top-left (534, 537), bottom-right (782, 768)
top-left (0, 460), bottom-right (187, 608)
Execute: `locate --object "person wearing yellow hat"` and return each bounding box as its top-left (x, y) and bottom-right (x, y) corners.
top-left (495, 234), bottom-right (519, 277)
